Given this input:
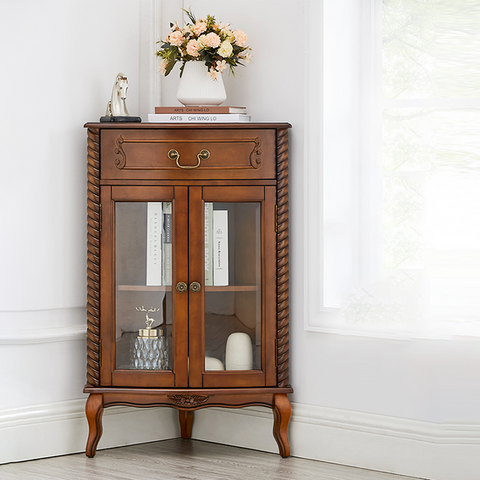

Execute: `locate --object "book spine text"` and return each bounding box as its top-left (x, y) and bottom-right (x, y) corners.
top-left (162, 202), bottom-right (172, 286)
top-left (146, 202), bottom-right (162, 286)
top-left (213, 210), bottom-right (229, 286)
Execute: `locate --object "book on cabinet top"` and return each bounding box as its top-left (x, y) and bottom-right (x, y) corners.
top-left (154, 106), bottom-right (247, 114)
top-left (147, 113), bottom-right (251, 123)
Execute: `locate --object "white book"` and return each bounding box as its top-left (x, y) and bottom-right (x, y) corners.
top-left (146, 202), bottom-right (162, 286)
top-left (204, 203), bottom-right (214, 286)
top-left (147, 113), bottom-right (251, 123)
top-left (162, 202), bottom-right (173, 286)
top-left (213, 210), bottom-right (229, 286)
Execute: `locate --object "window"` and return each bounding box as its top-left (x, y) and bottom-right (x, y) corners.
top-left (305, 0), bottom-right (480, 337)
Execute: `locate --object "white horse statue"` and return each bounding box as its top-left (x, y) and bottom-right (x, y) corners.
top-left (105, 73), bottom-right (130, 117)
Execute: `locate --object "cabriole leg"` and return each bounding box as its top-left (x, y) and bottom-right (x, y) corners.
top-left (273, 393), bottom-right (291, 457)
top-left (85, 393), bottom-right (104, 457)
top-left (178, 410), bottom-right (194, 439)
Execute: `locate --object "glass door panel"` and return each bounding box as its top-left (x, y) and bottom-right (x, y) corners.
top-left (115, 201), bottom-right (173, 371)
top-left (204, 202), bottom-right (262, 372)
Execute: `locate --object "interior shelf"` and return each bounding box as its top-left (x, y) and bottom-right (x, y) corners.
top-left (116, 285), bottom-right (259, 292)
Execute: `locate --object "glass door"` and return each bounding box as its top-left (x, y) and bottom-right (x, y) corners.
top-left (188, 186), bottom-right (278, 388)
top-left (115, 201), bottom-right (173, 371)
top-left (100, 185), bottom-right (188, 388)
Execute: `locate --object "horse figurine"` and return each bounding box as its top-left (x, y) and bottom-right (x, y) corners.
top-left (105, 73), bottom-right (130, 117)
top-left (100, 73), bottom-right (141, 122)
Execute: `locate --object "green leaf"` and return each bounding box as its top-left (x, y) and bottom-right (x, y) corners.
top-left (165, 59), bottom-right (176, 77)
top-left (182, 8), bottom-right (196, 24)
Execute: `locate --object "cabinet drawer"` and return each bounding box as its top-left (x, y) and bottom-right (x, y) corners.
top-left (100, 129), bottom-right (276, 181)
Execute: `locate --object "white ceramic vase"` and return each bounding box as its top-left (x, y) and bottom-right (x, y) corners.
top-left (176, 61), bottom-right (227, 106)
top-left (225, 332), bottom-right (253, 370)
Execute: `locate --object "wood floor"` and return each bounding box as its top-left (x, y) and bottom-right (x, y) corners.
top-left (0, 439), bottom-right (419, 480)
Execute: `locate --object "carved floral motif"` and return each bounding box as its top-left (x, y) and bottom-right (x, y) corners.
top-left (167, 394), bottom-right (210, 407)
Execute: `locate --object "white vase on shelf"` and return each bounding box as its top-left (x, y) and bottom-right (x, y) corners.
top-left (176, 61), bottom-right (227, 106)
top-left (225, 332), bottom-right (253, 370)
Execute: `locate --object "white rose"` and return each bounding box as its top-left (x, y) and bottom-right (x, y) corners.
top-left (218, 40), bottom-right (233, 58)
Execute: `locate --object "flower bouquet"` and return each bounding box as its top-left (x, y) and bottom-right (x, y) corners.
top-left (156, 9), bottom-right (252, 81)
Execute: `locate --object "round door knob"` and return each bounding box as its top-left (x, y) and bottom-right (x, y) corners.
top-left (176, 282), bottom-right (187, 293)
top-left (189, 281), bottom-right (201, 293)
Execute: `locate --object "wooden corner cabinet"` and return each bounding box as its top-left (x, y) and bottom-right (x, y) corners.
top-left (83, 122), bottom-right (292, 457)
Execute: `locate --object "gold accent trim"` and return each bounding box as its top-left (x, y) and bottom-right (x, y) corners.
top-left (168, 149), bottom-right (210, 170)
top-left (176, 282), bottom-right (188, 293)
top-left (189, 281), bottom-right (201, 293)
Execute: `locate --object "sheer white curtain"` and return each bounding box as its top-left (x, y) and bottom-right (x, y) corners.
top-left (305, 0), bottom-right (480, 337)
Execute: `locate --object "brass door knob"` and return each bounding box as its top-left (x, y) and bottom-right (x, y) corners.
top-left (189, 281), bottom-right (201, 293)
top-left (176, 282), bottom-right (188, 293)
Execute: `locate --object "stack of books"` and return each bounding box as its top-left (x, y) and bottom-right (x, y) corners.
top-left (147, 106), bottom-right (250, 123)
top-left (146, 202), bottom-right (229, 287)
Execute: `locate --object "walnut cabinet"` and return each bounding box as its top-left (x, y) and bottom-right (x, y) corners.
top-left (83, 122), bottom-right (292, 457)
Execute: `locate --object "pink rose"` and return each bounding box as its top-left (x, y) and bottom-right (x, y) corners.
top-left (167, 30), bottom-right (184, 46)
top-left (233, 29), bottom-right (248, 47)
top-left (186, 39), bottom-right (201, 57)
top-left (203, 32), bottom-right (221, 48)
top-left (194, 20), bottom-right (207, 36)
top-left (158, 59), bottom-right (168, 75)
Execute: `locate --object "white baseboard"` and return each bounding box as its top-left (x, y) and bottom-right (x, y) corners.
top-left (0, 399), bottom-right (179, 464)
top-left (2, 399), bottom-right (480, 480)
top-left (192, 403), bottom-right (480, 480)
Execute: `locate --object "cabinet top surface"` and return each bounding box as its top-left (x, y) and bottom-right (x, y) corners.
top-left (84, 122), bottom-right (292, 130)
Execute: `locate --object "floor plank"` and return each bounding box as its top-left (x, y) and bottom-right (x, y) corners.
top-left (0, 439), bottom-right (419, 480)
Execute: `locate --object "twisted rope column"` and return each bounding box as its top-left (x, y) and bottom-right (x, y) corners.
top-left (86, 128), bottom-right (101, 387)
top-left (276, 128), bottom-right (290, 388)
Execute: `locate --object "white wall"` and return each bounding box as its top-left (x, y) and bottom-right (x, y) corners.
top-left (1, 1), bottom-right (479, 479)
top-left (0, 0), bottom-right (143, 408)
top-left (0, 0), bottom-right (179, 463)
top-left (162, 2), bottom-right (480, 479)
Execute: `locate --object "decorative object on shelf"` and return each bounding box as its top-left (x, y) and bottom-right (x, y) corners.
top-left (100, 73), bottom-right (141, 123)
top-left (156, 9), bottom-right (252, 106)
top-left (225, 332), bottom-right (253, 370)
top-left (132, 306), bottom-right (168, 370)
top-left (205, 356), bottom-right (224, 371)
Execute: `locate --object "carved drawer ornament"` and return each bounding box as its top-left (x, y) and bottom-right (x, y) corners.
top-left (167, 394), bottom-right (210, 407)
top-left (114, 135), bottom-right (126, 169)
top-left (250, 136), bottom-right (262, 169)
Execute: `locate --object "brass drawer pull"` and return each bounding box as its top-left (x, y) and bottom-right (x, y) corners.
top-left (189, 281), bottom-right (201, 293)
top-left (176, 282), bottom-right (188, 293)
top-left (168, 149), bottom-right (210, 169)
